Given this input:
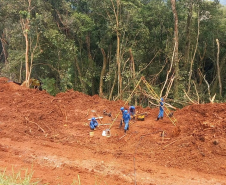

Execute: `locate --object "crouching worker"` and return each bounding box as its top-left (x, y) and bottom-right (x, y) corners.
top-left (123, 110), bottom-right (131, 133)
top-left (90, 117), bottom-right (98, 130)
top-left (129, 106), bottom-right (136, 119)
top-left (156, 97), bottom-right (164, 121)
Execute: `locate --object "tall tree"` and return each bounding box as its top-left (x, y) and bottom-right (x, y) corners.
top-left (170, 0), bottom-right (179, 99)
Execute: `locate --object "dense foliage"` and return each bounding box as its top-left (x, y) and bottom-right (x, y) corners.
top-left (0, 0), bottom-right (225, 105)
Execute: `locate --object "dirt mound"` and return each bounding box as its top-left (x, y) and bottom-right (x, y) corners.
top-left (0, 77), bottom-right (226, 185)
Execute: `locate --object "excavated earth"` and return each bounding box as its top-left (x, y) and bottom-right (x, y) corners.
top-left (0, 77), bottom-right (226, 185)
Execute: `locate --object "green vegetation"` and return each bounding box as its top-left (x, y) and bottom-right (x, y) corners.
top-left (0, 0), bottom-right (226, 105)
top-left (0, 168), bottom-right (40, 185)
top-left (0, 169), bottom-right (107, 185)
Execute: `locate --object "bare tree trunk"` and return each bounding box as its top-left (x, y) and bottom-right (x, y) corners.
top-left (99, 48), bottom-right (108, 98)
top-left (170, 0), bottom-right (179, 99)
top-left (188, 8), bottom-right (200, 93)
top-left (129, 48), bottom-right (137, 106)
top-left (216, 39), bottom-right (222, 97)
top-left (213, 53), bottom-right (226, 94)
top-left (117, 32), bottom-right (122, 98)
top-left (20, 0), bottom-right (32, 87)
top-left (111, 0), bottom-right (122, 99)
top-left (24, 28), bottom-right (30, 84)
top-left (160, 43), bottom-right (176, 98)
top-left (184, 1), bottom-right (193, 69)
top-left (116, 9), bottom-right (122, 99)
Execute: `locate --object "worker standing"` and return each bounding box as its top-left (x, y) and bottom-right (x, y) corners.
top-left (129, 106), bottom-right (136, 119)
top-left (119, 107), bottom-right (125, 128)
top-left (90, 117), bottom-right (98, 130)
top-left (156, 97), bottom-right (164, 121)
top-left (123, 110), bottom-right (131, 133)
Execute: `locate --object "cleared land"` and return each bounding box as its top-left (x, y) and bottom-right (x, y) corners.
top-left (0, 77), bottom-right (226, 185)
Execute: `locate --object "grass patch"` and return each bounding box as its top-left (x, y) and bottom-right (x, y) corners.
top-left (0, 168), bottom-right (41, 185)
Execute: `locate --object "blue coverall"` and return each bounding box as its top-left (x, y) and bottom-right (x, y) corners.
top-left (129, 106), bottom-right (135, 116)
top-left (123, 112), bottom-right (131, 132)
top-left (120, 108), bottom-right (125, 127)
top-left (90, 119), bottom-right (98, 130)
top-left (157, 99), bottom-right (164, 119)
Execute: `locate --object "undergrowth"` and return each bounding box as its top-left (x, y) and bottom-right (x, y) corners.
top-left (0, 168), bottom-right (41, 185)
top-left (0, 168), bottom-right (108, 185)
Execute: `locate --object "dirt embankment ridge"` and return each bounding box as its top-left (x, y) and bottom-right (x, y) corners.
top-left (0, 77), bottom-right (226, 185)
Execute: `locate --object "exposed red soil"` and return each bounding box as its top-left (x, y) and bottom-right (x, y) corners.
top-left (0, 77), bottom-right (226, 185)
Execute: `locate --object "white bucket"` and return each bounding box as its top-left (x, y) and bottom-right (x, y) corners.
top-left (102, 130), bottom-right (106, 136)
top-left (102, 129), bottom-right (111, 137)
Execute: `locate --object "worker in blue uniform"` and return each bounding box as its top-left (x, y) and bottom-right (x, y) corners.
top-left (90, 117), bottom-right (98, 130)
top-left (129, 106), bottom-right (136, 119)
top-left (156, 97), bottom-right (164, 121)
top-left (123, 110), bottom-right (131, 133)
top-left (119, 107), bottom-right (125, 128)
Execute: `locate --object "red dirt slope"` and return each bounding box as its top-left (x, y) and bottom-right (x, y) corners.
top-left (0, 77), bottom-right (226, 185)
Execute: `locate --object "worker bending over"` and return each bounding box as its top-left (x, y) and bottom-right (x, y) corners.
top-left (123, 110), bottom-right (131, 133)
top-left (156, 97), bottom-right (164, 120)
top-left (129, 106), bottom-right (136, 119)
top-left (90, 117), bottom-right (98, 130)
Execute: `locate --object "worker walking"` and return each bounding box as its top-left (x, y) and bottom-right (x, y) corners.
top-left (123, 110), bottom-right (131, 133)
top-left (156, 97), bottom-right (164, 121)
top-left (90, 117), bottom-right (98, 130)
top-left (119, 107), bottom-right (125, 128)
top-left (129, 106), bottom-right (136, 119)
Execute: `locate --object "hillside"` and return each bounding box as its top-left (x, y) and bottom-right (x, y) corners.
top-left (0, 77), bottom-right (226, 185)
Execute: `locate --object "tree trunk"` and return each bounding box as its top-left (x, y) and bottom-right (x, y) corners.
top-left (187, 8), bottom-right (200, 94)
top-left (212, 53), bottom-right (226, 95)
top-left (129, 48), bottom-right (137, 106)
top-left (116, 0), bottom-right (122, 99)
top-left (111, 0), bottom-right (122, 99)
top-left (74, 56), bottom-right (86, 92)
top-left (0, 32), bottom-right (8, 64)
top-left (86, 33), bottom-right (95, 95)
top-left (216, 39), bottom-right (222, 97)
top-left (116, 31), bottom-right (122, 99)
top-left (109, 71), bottom-right (117, 101)
top-left (170, 0), bottom-right (179, 99)
top-left (184, 1), bottom-right (193, 70)
top-left (20, 0), bottom-right (32, 87)
top-left (99, 48), bottom-right (108, 98)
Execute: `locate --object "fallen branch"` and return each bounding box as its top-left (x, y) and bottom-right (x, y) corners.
top-left (99, 123), bottom-right (111, 126)
top-left (119, 134), bottom-right (126, 140)
top-left (140, 134), bottom-right (151, 137)
top-left (148, 100), bottom-right (159, 107)
top-left (25, 117), bottom-right (45, 133)
top-left (163, 139), bottom-right (179, 149)
top-left (164, 102), bottom-right (177, 110)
